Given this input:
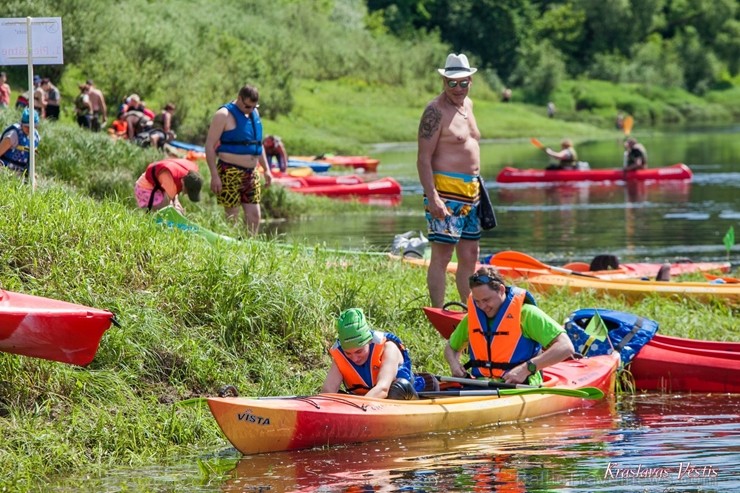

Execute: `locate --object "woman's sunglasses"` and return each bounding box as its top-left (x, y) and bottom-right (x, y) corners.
top-left (447, 80), bottom-right (470, 88)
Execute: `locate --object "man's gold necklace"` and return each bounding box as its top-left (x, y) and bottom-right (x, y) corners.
top-left (447, 97), bottom-right (468, 119)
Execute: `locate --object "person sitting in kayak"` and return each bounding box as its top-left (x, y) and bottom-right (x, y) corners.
top-left (263, 135), bottom-right (288, 172)
top-left (0, 108), bottom-right (41, 178)
top-left (544, 139), bottom-right (577, 170)
top-left (321, 308), bottom-right (423, 400)
top-left (624, 138), bottom-right (648, 171)
top-left (444, 266), bottom-right (575, 385)
top-left (134, 158), bottom-right (203, 213)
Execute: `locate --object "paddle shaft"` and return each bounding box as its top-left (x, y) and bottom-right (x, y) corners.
top-left (419, 386), bottom-right (604, 399)
top-left (437, 375), bottom-right (536, 390)
top-left (530, 137), bottom-right (545, 150)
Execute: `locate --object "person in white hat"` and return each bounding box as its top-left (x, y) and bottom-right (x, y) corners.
top-left (416, 53), bottom-right (482, 308)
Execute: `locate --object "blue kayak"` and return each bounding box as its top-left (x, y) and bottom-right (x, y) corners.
top-left (169, 140), bottom-right (206, 153)
top-left (288, 159), bottom-right (331, 172)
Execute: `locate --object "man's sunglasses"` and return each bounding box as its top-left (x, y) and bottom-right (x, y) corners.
top-left (447, 80), bottom-right (470, 88)
top-left (469, 274), bottom-right (498, 286)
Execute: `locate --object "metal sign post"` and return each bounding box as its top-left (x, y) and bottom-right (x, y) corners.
top-left (0, 16), bottom-right (63, 191)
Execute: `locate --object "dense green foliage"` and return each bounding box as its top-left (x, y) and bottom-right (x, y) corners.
top-left (1, 0), bottom-right (739, 148)
top-left (368, 0), bottom-right (740, 95)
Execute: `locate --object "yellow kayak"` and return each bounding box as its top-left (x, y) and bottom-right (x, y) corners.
top-left (526, 274), bottom-right (740, 305)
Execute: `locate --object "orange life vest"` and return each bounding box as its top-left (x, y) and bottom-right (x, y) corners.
top-left (329, 333), bottom-right (387, 395)
top-left (465, 287), bottom-right (540, 378)
top-left (328, 331), bottom-right (413, 395)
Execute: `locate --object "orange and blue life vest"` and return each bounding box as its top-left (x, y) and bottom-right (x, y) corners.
top-left (329, 331), bottom-right (413, 395)
top-left (464, 287), bottom-right (540, 379)
top-left (216, 102), bottom-right (262, 156)
top-left (0, 123), bottom-right (40, 170)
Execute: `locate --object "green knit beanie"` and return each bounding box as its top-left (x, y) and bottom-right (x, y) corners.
top-left (337, 308), bottom-right (372, 350)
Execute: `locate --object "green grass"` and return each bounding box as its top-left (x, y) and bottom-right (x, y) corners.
top-left (1, 84), bottom-right (739, 491)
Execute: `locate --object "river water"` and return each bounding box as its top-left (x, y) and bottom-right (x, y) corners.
top-left (268, 126), bottom-right (740, 265)
top-left (49, 394), bottom-right (740, 492)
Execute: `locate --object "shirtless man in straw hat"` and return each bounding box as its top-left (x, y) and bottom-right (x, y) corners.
top-left (417, 53), bottom-right (482, 308)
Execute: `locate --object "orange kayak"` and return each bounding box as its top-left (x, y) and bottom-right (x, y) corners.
top-left (208, 354), bottom-right (617, 455)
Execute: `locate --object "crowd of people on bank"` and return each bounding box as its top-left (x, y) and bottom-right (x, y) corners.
top-left (3, 74), bottom-right (179, 151)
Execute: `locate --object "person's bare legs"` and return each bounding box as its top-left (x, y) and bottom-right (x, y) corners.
top-left (455, 238), bottom-right (480, 303)
top-left (224, 206), bottom-right (240, 223)
top-left (242, 203), bottom-right (261, 235)
top-left (427, 242), bottom-right (455, 308)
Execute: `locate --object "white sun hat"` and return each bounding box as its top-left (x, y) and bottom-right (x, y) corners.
top-left (437, 53), bottom-right (478, 79)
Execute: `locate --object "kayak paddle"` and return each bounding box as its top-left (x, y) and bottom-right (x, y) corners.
top-left (437, 375), bottom-right (537, 390)
top-left (419, 386), bottom-right (605, 400)
top-left (530, 137), bottom-right (545, 150)
top-left (623, 115), bottom-right (634, 136)
top-left (489, 250), bottom-right (600, 278)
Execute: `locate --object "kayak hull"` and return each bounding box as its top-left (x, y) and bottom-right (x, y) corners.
top-left (525, 274), bottom-right (740, 306)
top-left (154, 206), bottom-right (236, 244)
top-left (291, 177), bottom-right (401, 197)
top-left (496, 163), bottom-right (693, 184)
top-left (292, 155), bottom-right (380, 173)
top-left (392, 255), bottom-right (729, 281)
top-left (423, 308), bottom-right (740, 393)
top-left (273, 172), bottom-right (364, 187)
top-left (287, 159), bottom-right (332, 173)
top-left (0, 289), bottom-right (115, 366)
top-left (629, 334), bottom-right (740, 393)
top-left (208, 354), bottom-right (617, 455)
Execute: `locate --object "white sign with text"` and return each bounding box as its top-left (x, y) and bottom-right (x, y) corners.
top-left (0, 17), bottom-right (64, 65)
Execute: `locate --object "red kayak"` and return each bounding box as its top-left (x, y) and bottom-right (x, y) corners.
top-left (0, 289), bottom-right (116, 366)
top-left (422, 307), bottom-right (740, 393)
top-left (273, 172), bottom-right (364, 188)
top-left (629, 334), bottom-right (740, 393)
top-left (291, 177), bottom-right (401, 197)
top-left (496, 163), bottom-right (693, 183)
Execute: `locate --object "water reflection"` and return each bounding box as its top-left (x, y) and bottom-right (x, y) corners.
top-left (270, 128), bottom-right (738, 264)
top-left (222, 402), bottom-right (620, 492)
top-left (222, 394), bottom-right (739, 493)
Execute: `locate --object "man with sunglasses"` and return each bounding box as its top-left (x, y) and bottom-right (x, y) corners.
top-left (417, 53), bottom-right (482, 308)
top-left (205, 84), bottom-right (273, 235)
top-left (443, 267), bottom-right (575, 385)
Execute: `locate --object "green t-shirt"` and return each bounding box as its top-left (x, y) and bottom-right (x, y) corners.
top-left (448, 303), bottom-right (565, 385)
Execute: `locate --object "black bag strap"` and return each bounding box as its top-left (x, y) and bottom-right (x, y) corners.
top-left (614, 316), bottom-right (644, 352)
top-left (146, 165), bottom-right (163, 212)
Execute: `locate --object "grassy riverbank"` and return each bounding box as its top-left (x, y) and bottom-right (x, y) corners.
top-left (1, 163), bottom-right (738, 489)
